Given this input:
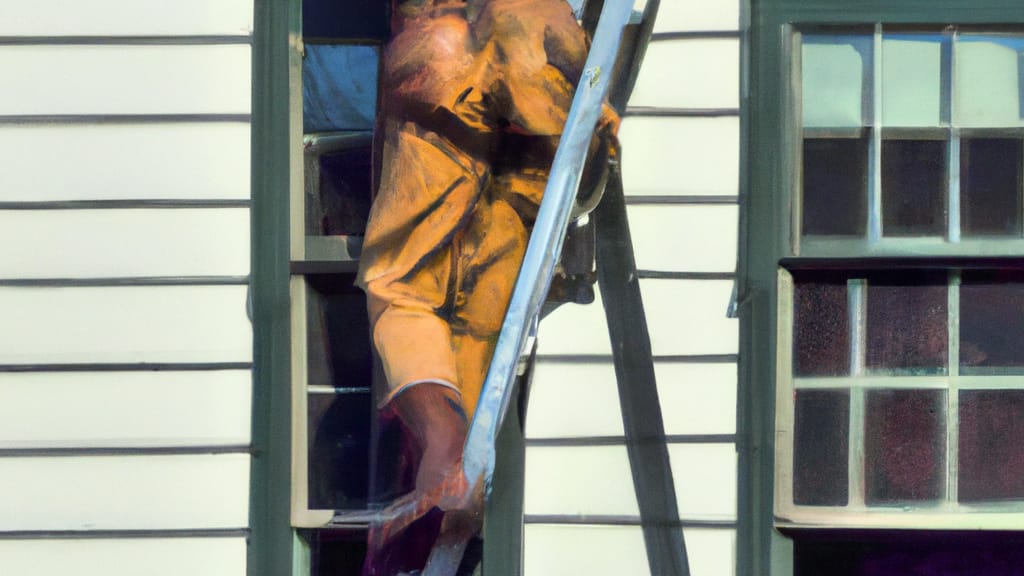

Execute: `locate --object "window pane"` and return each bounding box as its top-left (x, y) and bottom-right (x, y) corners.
top-left (959, 390), bottom-right (1024, 502)
top-left (802, 35), bottom-right (872, 128)
top-left (793, 272), bottom-right (850, 377)
top-left (954, 34), bottom-right (1024, 128)
top-left (961, 138), bottom-right (1023, 236)
top-left (866, 273), bottom-right (947, 374)
top-left (882, 35), bottom-right (946, 127)
top-left (802, 138), bottom-right (868, 236)
top-left (881, 139), bottom-right (948, 236)
top-left (305, 144), bottom-right (374, 237)
top-left (960, 271), bottom-right (1024, 373)
top-left (305, 275), bottom-right (373, 388)
top-left (864, 389), bottom-right (946, 505)
top-left (793, 390), bottom-right (850, 506)
top-left (308, 391), bottom-right (372, 510)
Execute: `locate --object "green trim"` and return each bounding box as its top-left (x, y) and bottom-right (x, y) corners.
top-left (742, 1), bottom-right (1024, 575)
top-left (249, 0), bottom-right (300, 575)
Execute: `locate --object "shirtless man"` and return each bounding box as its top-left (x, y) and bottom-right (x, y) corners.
top-left (357, 0), bottom-right (618, 572)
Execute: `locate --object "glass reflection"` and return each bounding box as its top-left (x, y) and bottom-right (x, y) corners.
top-left (794, 389), bottom-right (850, 506)
top-left (881, 139), bottom-right (948, 236)
top-left (960, 271), bottom-right (1024, 373)
top-left (955, 34), bottom-right (1024, 128)
top-left (802, 35), bottom-right (873, 128)
top-left (864, 389), bottom-right (946, 505)
top-left (866, 272), bottom-right (947, 374)
top-left (959, 390), bottom-right (1024, 502)
top-left (961, 138), bottom-right (1023, 237)
top-left (793, 272), bottom-right (851, 377)
top-left (882, 34), bottom-right (947, 127)
top-left (802, 138), bottom-right (869, 237)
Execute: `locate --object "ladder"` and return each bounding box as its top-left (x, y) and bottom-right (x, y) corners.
top-left (301, 1), bottom-right (692, 574)
top-left (439, 0), bottom-right (691, 574)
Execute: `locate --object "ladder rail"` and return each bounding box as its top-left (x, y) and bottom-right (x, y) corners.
top-left (592, 1), bottom-right (692, 574)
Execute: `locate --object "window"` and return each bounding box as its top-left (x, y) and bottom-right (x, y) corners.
top-left (775, 26), bottom-right (1024, 530)
top-left (286, 0), bottom-right (388, 571)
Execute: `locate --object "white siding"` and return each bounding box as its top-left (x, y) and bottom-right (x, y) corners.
top-left (525, 526), bottom-right (735, 576)
top-left (645, 0), bottom-right (741, 32)
top-left (619, 116), bottom-right (740, 197)
top-left (0, 124), bottom-right (251, 202)
top-left (537, 280), bottom-right (738, 356)
top-left (657, 363), bottom-right (738, 435)
top-left (628, 205), bottom-right (739, 272)
top-left (0, 286), bottom-right (252, 364)
top-left (0, 538), bottom-right (248, 576)
top-left (0, 45), bottom-right (251, 115)
top-left (525, 446), bottom-right (639, 516)
top-left (528, 1), bottom-right (742, 573)
top-left (630, 39), bottom-right (741, 109)
top-left (669, 444), bottom-right (739, 520)
top-left (524, 525), bottom-right (648, 576)
top-left (0, 0), bottom-right (253, 36)
top-left (0, 371), bottom-right (252, 448)
top-left (0, 209), bottom-right (250, 278)
top-left (0, 4), bottom-right (252, 575)
top-left (0, 455), bottom-right (250, 530)
top-left (525, 362), bottom-right (625, 438)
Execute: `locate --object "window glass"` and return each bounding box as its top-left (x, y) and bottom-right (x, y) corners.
top-left (881, 139), bottom-right (948, 237)
top-left (882, 35), bottom-right (946, 127)
top-left (793, 389), bottom-right (850, 506)
top-left (865, 272), bottom-right (947, 374)
top-left (960, 271), bottom-right (1024, 373)
top-left (802, 138), bottom-right (869, 236)
top-left (954, 35), bottom-right (1024, 128)
top-left (959, 390), bottom-right (1024, 502)
top-left (864, 389), bottom-right (946, 504)
top-left (793, 272), bottom-right (850, 376)
top-left (961, 138), bottom-right (1023, 237)
top-left (801, 35), bottom-right (872, 128)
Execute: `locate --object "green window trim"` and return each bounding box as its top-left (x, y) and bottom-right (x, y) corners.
top-left (742, 1), bottom-right (1024, 575)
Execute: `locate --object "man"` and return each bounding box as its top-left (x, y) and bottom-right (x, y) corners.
top-left (357, 0), bottom-right (618, 572)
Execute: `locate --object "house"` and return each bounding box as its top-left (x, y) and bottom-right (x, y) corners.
top-left (3, 0), bottom-right (1020, 575)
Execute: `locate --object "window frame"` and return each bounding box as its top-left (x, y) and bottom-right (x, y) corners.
top-left (741, 1), bottom-right (1024, 575)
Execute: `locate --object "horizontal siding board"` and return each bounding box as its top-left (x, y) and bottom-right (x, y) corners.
top-left (656, 363), bottom-right (738, 436)
top-left (0, 538), bottom-right (246, 576)
top-left (524, 446), bottom-right (639, 516)
top-left (0, 45), bottom-right (251, 115)
top-left (0, 209), bottom-right (251, 279)
top-left (685, 529), bottom-right (737, 576)
top-left (525, 361), bottom-right (625, 439)
top-left (0, 0), bottom-right (253, 36)
top-left (0, 454), bottom-right (250, 530)
top-left (0, 371), bottom-right (251, 448)
top-left (0, 286), bottom-right (252, 364)
top-left (619, 116), bottom-right (739, 197)
top-left (668, 444), bottom-right (737, 521)
top-left (524, 525), bottom-right (648, 576)
top-left (525, 525), bottom-right (734, 576)
top-left (627, 205), bottom-right (738, 273)
top-left (0, 124), bottom-right (251, 202)
top-left (537, 280), bottom-right (738, 356)
top-left (650, 0), bottom-right (740, 33)
top-left (629, 39), bottom-right (740, 109)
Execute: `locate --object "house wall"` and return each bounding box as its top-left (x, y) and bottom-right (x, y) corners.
top-left (0, 2), bottom-right (254, 574)
top-left (0, 0), bottom-right (745, 573)
top-left (527, 1), bottom-right (744, 574)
